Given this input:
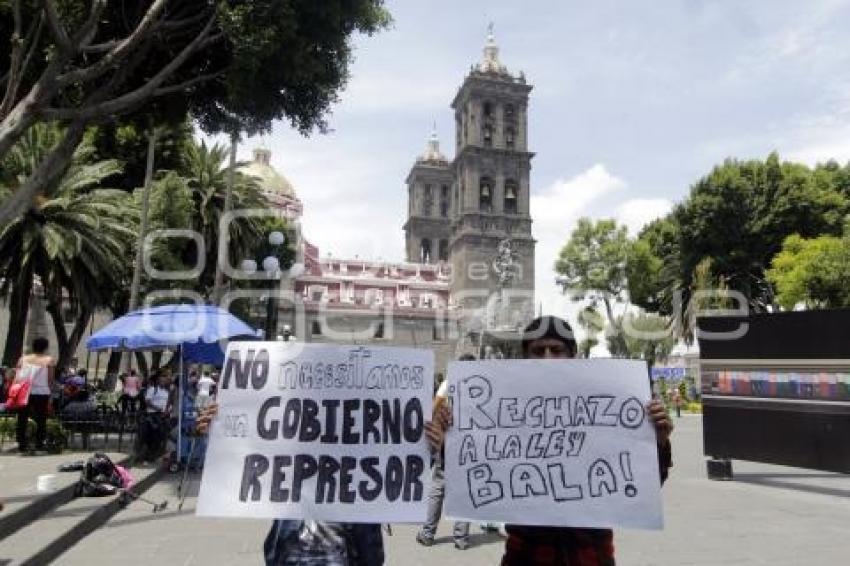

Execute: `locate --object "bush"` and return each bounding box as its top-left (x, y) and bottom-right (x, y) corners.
top-left (684, 401), bottom-right (702, 414)
top-left (0, 416), bottom-right (66, 452)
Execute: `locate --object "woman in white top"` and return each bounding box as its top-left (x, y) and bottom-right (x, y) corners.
top-left (15, 337), bottom-right (55, 452)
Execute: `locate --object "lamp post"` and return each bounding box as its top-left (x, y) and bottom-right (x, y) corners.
top-left (262, 253), bottom-right (281, 340)
top-left (241, 230), bottom-right (285, 339)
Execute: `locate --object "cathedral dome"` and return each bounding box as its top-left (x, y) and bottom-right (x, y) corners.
top-left (238, 148), bottom-right (297, 198)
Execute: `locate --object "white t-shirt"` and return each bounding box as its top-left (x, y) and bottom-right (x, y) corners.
top-left (436, 379), bottom-right (449, 400)
top-left (19, 363), bottom-right (50, 395)
top-left (145, 386), bottom-right (169, 413)
top-left (196, 375), bottom-right (215, 408)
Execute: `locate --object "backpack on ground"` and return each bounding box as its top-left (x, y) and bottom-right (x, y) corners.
top-left (75, 453), bottom-right (124, 497)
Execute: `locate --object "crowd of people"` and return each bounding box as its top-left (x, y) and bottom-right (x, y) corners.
top-left (0, 338), bottom-right (220, 470)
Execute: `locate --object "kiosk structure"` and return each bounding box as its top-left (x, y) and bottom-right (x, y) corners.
top-left (698, 309), bottom-right (850, 479)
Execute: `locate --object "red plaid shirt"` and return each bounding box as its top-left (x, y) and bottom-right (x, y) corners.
top-left (500, 440), bottom-right (672, 566)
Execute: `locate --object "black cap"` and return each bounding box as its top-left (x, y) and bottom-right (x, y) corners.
top-left (521, 316), bottom-right (578, 357)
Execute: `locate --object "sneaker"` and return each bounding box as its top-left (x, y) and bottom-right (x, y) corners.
top-left (416, 532), bottom-right (434, 547)
top-left (454, 539), bottom-right (470, 550)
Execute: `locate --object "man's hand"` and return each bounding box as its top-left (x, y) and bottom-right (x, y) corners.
top-left (196, 402), bottom-right (219, 436)
top-left (424, 403), bottom-right (452, 451)
top-left (647, 399), bottom-right (673, 444)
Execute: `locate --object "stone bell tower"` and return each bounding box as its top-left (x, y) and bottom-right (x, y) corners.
top-left (449, 26), bottom-right (535, 328)
top-left (404, 125), bottom-right (454, 263)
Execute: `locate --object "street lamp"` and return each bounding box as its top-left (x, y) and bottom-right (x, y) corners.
top-left (240, 231), bottom-right (288, 339)
top-left (262, 231), bottom-right (285, 340)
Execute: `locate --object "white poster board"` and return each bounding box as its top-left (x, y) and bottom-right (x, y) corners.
top-left (444, 359), bottom-right (663, 530)
top-left (197, 343), bottom-right (433, 523)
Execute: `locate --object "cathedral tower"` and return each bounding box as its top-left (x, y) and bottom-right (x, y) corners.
top-left (403, 126), bottom-right (454, 263)
top-left (449, 28), bottom-right (535, 326)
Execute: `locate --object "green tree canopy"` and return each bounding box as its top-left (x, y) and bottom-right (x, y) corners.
top-left (555, 217), bottom-right (630, 327)
top-left (626, 216), bottom-right (680, 315)
top-left (606, 312), bottom-right (675, 369)
top-left (766, 222), bottom-right (850, 310)
top-left (674, 153), bottom-right (848, 311)
top-left (0, 0), bottom-right (391, 224)
top-left (0, 122), bottom-right (136, 365)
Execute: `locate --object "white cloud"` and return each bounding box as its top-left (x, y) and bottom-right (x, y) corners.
top-left (530, 164), bottom-right (627, 329)
top-left (614, 198), bottom-right (674, 237)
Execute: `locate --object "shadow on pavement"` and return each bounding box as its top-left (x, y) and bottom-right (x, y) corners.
top-left (428, 531), bottom-right (504, 549)
top-left (733, 475), bottom-right (850, 499)
top-left (105, 507), bottom-right (194, 529)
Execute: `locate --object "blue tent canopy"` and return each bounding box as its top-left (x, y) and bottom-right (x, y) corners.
top-left (86, 304), bottom-right (260, 461)
top-left (86, 304), bottom-right (259, 356)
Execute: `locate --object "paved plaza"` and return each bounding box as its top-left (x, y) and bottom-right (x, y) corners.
top-left (42, 415), bottom-right (849, 565)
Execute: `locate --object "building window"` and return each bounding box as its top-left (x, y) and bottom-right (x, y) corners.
top-left (308, 285), bottom-right (328, 302)
top-left (505, 126), bottom-right (515, 150)
top-left (365, 288), bottom-right (384, 307)
top-left (440, 185), bottom-right (449, 217)
top-left (482, 101), bottom-right (494, 147)
top-left (420, 238), bottom-right (432, 263)
top-left (504, 104), bottom-right (516, 123)
top-left (397, 286), bottom-right (411, 307)
top-left (438, 239), bottom-right (449, 261)
top-left (419, 293), bottom-right (435, 309)
top-left (479, 178), bottom-right (493, 212)
top-left (504, 180), bottom-right (518, 214)
top-left (482, 124), bottom-right (493, 147)
top-left (422, 184), bottom-right (433, 216)
top-left (311, 320), bottom-right (322, 336)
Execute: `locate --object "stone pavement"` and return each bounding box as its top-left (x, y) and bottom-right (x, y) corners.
top-left (56, 415), bottom-right (850, 565)
top-left (0, 449), bottom-right (126, 517)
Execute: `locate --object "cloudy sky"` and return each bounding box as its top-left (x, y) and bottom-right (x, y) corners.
top-left (211, 0), bottom-right (850, 332)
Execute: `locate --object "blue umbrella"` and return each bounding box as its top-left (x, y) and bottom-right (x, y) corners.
top-left (86, 304), bottom-right (260, 462)
top-left (86, 304), bottom-right (259, 351)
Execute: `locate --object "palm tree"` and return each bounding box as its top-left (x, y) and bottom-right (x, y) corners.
top-left (0, 123), bottom-right (137, 367)
top-left (181, 140), bottom-right (268, 297)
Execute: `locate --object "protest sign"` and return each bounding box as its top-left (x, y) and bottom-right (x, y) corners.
top-left (444, 359), bottom-right (663, 530)
top-left (197, 343), bottom-right (433, 523)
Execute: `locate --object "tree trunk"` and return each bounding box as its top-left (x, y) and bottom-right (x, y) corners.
top-left (106, 350), bottom-right (122, 375)
top-left (47, 299), bottom-right (94, 373)
top-left (45, 296), bottom-right (69, 370)
top-left (2, 267), bottom-right (33, 366)
top-left (124, 128), bottom-right (156, 372)
top-left (134, 351), bottom-right (149, 377)
top-left (150, 350), bottom-right (163, 373)
top-left (211, 130), bottom-right (238, 304)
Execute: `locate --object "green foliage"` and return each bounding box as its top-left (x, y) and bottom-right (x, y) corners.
top-left (181, 139), bottom-right (269, 295)
top-left (556, 218), bottom-right (630, 305)
top-left (0, 417), bottom-right (66, 453)
top-left (606, 312), bottom-right (675, 369)
top-left (576, 305), bottom-right (605, 358)
top-left (766, 222), bottom-right (850, 309)
top-left (627, 217), bottom-right (680, 315)
top-left (675, 153), bottom-right (848, 310)
top-left (0, 122), bottom-right (137, 364)
top-left (89, 121), bottom-right (194, 192)
top-left (0, 1), bottom-right (392, 135)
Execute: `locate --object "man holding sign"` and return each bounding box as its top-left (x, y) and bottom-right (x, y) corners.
top-left (426, 316), bottom-right (672, 565)
top-left (197, 343), bottom-right (434, 565)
